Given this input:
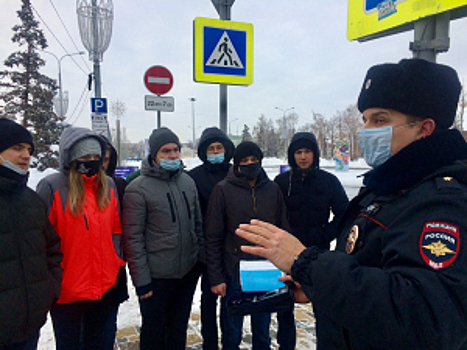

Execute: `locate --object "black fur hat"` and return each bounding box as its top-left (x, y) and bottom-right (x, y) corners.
top-left (357, 58), bottom-right (461, 130)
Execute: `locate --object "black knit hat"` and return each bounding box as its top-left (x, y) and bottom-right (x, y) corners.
top-left (0, 118), bottom-right (35, 154)
top-left (149, 127), bottom-right (181, 160)
top-left (233, 141), bottom-right (263, 165)
top-left (357, 58), bottom-right (461, 130)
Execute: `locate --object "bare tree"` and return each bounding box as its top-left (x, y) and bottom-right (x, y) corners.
top-left (253, 114), bottom-right (280, 157)
top-left (336, 104), bottom-right (362, 160)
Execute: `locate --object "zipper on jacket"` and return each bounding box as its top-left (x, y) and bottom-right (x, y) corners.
top-left (82, 211), bottom-right (89, 230)
top-left (166, 193), bottom-right (176, 222)
top-left (182, 191), bottom-right (192, 220)
top-left (252, 187), bottom-right (257, 218)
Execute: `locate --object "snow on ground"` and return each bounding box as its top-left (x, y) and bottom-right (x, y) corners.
top-left (29, 157), bottom-right (367, 349)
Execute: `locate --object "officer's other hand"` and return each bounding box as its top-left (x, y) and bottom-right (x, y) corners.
top-left (236, 219), bottom-right (306, 274)
top-left (211, 283), bottom-right (226, 297)
top-left (139, 291), bottom-right (153, 300)
top-left (279, 275), bottom-right (309, 303)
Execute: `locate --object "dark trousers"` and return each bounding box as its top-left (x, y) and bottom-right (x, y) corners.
top-left (277, 309), bottom-right (296, 350)
top-left (139, 264), bottom-right (201, 350)
top-left (200, 266), bottom-right (221, 350)
top-left (221, 271), bottom-right (271, 350)
top-left (50, 299), bottom-right (116, 350)
top-left (0, 333), bottom-right (39, 350)
top-left (103, 302), bottom-right (120, 350)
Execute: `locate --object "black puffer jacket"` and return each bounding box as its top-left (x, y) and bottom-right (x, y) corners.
top-left (0, 166), bottom-right (62, 345)
top-left (188, 127), bottom-right (234, 219)
top-left (205, 167), bottom-right (289, 286)
top-left (275, 132), bottom-right (348, 249)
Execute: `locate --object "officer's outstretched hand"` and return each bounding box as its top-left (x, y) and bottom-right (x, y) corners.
top-left (236, 219), bottom-right (306, 275)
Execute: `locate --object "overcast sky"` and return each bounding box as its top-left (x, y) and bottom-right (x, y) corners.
top-left (1, 0), bottom-right (467, 144)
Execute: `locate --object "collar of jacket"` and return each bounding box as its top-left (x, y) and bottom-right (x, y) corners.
top-left (141, 156), bottom-right (182, 180)
top-left (226, 165), bottom-right (269, 189)
top-left (0, 165), bottom-right (28, 191)
top-left (202, 161), bottom-right (230, 173)
top-left (291, 167), bottom-right (317, 180)
top-left (363, 128), bottom-right (467, 196)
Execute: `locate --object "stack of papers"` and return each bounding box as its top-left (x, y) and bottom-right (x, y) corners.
top-left (239, 260), bottom-right (285, 292)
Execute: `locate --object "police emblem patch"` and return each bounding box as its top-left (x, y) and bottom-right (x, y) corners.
top-left (346, 225), bottom-right (359, 254)
top-left (420, 222), bottom-right (460, 270)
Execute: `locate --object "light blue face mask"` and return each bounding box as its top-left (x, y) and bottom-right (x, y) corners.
top-left (0, 155), bottom-right (28, 175)
top-left (207, 153), bottom-right (225, 164)
top-left (358, 126), bottom-right (392, 168)
top-left (159, 158), bottom-right (181, 171)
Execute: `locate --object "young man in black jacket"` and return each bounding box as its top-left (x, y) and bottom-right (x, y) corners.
top-left (0, 119), bottom-right (63, 349)
top-left (205, 141), bottom-right (290, 350)
top-left (274, 131), bottom-right (348, 349)
top-left (236, 58), bottom-right (467, 350)
top-left (188, 127), bottom-right (234, 350)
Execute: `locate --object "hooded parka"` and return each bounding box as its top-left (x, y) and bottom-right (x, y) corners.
top-left (275, 132), bottom-right (349, 249)
top-left (36, 127), bottom-right (123, 304)
top-left (188, 127), bottom-right (235, 218)
top-left (205, 167), bottom-right (289, 287)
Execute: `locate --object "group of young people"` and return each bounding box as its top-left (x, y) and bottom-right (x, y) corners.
top-left (2, 57), bottom-right (467, 350)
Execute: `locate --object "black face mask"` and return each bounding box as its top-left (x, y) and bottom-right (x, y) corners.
top-left (75, 160), bottom-right (101, 177)
top-left (238, 162), bottom-right (262, 180)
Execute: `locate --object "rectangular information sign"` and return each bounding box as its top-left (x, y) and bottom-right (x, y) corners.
top-left (348, 0), bottom-right (467, 41)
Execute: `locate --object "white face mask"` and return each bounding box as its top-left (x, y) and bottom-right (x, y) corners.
top-left (0, 155), bottom-right (28, 175)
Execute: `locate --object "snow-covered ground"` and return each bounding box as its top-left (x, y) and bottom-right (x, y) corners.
top-left (29, 157), bottom-right (368, 349)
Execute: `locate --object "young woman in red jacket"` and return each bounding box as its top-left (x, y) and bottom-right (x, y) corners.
top-left (37, 127), bottom-right (124, 350)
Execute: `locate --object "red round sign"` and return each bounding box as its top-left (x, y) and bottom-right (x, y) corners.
top-left (143, 65), bottom-right (173, 95)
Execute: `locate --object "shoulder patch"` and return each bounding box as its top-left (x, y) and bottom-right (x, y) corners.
top-left (419, 222), bottom-right (460, 270)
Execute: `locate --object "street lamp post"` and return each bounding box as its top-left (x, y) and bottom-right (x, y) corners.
top-left (275, 106), bottom-right (294, 158)
top-left (189, 98), bottom-right (196, 157)
top-left (43, 51), bottom-right (85, 120)
top-left (229, 118), bottom-right (238, 136)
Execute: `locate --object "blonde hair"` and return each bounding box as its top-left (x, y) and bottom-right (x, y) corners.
top-left (68, 163), bottom-right (109, 216)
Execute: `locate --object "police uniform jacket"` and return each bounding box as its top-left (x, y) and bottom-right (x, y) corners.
top-left (291, 129), bottom-right (467, 349)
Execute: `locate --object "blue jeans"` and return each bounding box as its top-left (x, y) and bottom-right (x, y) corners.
top-left (221, 270), bottom-right (271, 350)
top-left (277, 309), bottom-right (296, 350)
top-left (139, 264), bottom-right (201, 350)
top-left (50, 299), bottom-right (115, 350)
top-left (200, 266), bottom-right (221, 350)
top-left (0, 333), bottom-right (39, 350)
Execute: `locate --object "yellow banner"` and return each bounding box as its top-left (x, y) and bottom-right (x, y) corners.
top-left (348, 0), bottom-right (467, 41)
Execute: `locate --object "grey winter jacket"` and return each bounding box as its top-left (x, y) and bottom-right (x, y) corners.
top-left (123, 157), bottom-right (203, 295)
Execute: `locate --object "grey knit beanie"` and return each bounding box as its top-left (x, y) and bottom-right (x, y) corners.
top-left (149, 127), bottom-right (181, 160)
top-left (69, 137), bottom-right (102, 162)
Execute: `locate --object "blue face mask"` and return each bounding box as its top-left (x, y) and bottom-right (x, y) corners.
top-left (207, 153), bottom-right (225, 164)
top-left (358, 126), bottom-right (392, 168)
top-left (0, 156), bottom-right (28, 175)
top-left (159, 158), bottom-right (181, 171)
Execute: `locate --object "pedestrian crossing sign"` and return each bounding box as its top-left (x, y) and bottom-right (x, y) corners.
top-left (194, 17), bottom-right (253, 85)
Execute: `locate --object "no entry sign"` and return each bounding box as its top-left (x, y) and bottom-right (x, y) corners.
top-left (143, 65), bottom-right (173, 95)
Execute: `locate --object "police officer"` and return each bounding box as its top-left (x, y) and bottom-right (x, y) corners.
top-left (235, 58), bottom-right (467, 349)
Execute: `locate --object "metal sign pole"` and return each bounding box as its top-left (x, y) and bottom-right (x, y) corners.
top-left (212, 0), bottom-right (235, 133)
top-left (410, 12), bottom-right (450, 63)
